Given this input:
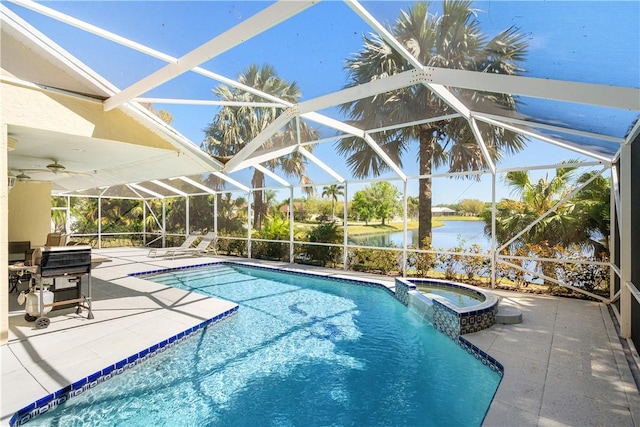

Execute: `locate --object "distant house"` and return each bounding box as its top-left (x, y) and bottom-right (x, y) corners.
top-left (432, 207), bottom-right (457, 216)
top-left (279, 202), bottom-right (305, 219)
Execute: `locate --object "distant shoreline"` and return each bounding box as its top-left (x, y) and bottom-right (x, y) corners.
top-left (347, 216), bottom-right (481, 236)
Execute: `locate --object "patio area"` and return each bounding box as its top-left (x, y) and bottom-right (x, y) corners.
top-left (2, 248), bottom-right (639, 426)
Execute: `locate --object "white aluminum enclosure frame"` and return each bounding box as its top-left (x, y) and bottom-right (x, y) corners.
top-left (3, 1), bottom-right (639, 343)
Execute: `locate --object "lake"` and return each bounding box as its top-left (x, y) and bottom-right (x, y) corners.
top-left (348, 220), bottom-right (491, 250)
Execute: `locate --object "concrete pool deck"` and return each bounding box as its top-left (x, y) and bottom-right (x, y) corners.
top-left (2, 247), bottom-right (639, 426)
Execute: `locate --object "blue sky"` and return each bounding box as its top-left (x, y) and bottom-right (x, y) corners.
top-left (6, 1), bottom-right (639, 204)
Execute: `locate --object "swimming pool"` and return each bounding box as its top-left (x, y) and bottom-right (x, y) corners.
top-left (23, 263), bottom-right (501, 426)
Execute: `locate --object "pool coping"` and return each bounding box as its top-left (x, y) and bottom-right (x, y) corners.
top-left (11, 260), bottom-right (503, 426)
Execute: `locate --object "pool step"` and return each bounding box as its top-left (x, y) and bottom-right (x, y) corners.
top-left (495, 305), bottom-right (523, 324)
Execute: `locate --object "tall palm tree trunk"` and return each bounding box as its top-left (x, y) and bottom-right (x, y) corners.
top-left (418, 127), bottom-right (435, 248)
top-left (252, 170), bottom-right (265, 230)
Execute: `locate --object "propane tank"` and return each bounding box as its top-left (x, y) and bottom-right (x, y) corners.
top-left (25, 286), bottom-right (54, 316)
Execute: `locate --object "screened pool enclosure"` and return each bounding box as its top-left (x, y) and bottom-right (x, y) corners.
top-left (2, 2), bottom-right (639, 348)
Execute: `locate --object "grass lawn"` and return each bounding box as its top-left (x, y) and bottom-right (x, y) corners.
top-left (295, 216), bottom-right (481, 237)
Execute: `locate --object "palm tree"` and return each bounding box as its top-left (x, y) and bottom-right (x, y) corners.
top-left (216, 193), bottom-right (247, 234)
top-left (338, 1), bottom-right (528, 248)
top-left (485, 164), bottom-right (605, 252)
top-left (202, 64), bottom-right (319, 230)
top-left (573, 171), bottom-right (610, 255)
top-left (321, 184), bottom-right (344, 219)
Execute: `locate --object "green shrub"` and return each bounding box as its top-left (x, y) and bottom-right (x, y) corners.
top-left (349, 246), bottom-right (399, 275)
top-left (253, 216), bottom-right (291, 261)
top-left (301, 223), bottom-right (342, 266)
top-left (458, 244), bottom-right (489, 282)
top-left (408, 237), bottom-right (437, 277)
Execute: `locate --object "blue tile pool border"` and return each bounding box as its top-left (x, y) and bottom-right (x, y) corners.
top-left (131, 260), bottom-right (398, 298)
top-left (9, 305), bottom-right (238, 427)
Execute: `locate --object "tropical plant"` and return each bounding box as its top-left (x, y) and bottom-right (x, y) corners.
top-left (349, 246), bottom-right (400, 275)
top-left (458, 243), bottom-right (488, 282)
top-left (253, 215), bottom-right (291, 261)
top-left (408, 237), bottom-right (437, 276)
top-left (321, 184), bottom-right (344, 219)
top-left (264, 190), bottom-right (279, 217)
top-left (188, 195), bottom-right (216, 232)
top-left (483, 165), bottom-right (610, 254)
top-left (301, 222), bottom-right (342, 266)
top-left (51, 196), bottom-right (68, 233)
top-left (202, 64), bottom-right (319, 230)
top-left (573, 171), bottom-right (611, 254)
top-left (437, 237), bottom-right (465, 280)
top-left (216, 193), bottom-right (247, 235)
top-left (338, 1), bottom-right (528, 247)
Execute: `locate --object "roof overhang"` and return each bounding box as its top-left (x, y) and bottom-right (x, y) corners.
top-left (2, 4), bottom-right (224, 195)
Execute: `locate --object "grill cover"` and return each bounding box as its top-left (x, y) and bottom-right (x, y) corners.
top-left (36, 246), bottom-right (92, 278)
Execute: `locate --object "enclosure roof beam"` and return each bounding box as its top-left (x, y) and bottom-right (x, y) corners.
top-left (468, 117), bottom-right (495, 175)
top-left (423, 81), bottom-right (471, 119)
top-left (174, 177), bottom-right (217, 195)
top-left (233, 146), bottom-right (298, 172)
top-left (225, 107), bottom-right (298, 172)
top-left (475, 115), bottom-right (612, 163)
top-left (212, 172), bottom-right (250, 193)
top-left (302, 112), bottom-right (364, 138)
top-left (345, 0), bottom-right (423, 70)
top-left (129, 183), bottom-right (164, 199)
top-left (297, 69), bottom-right (421, 115)
top-left (298, 147), bottom-right (345, 183)
top-left (8, 0), bottom-right (175, 63)
top-left (426, 66), bottom-right (640, 111)
top-left (366, 113), bottom-right (462, 135)
top-left (13, 0), bottom-right (295, 109)
top-left (1, 5), bottom-right (117, 95)
top-left (134, 98), bottom-right (286, 108)
top-left (362, 134), bottom-right (407, 181)
top-left (473, 112), bottom-right (625, 144)
top-left (497, 160), bottom-right (604, 174)
top-left (104, 1), bottom-right (317, 111)
top-left (254, 164), bottom-right (292, 187)
top-left (151, 180), bottom-right (187, 197)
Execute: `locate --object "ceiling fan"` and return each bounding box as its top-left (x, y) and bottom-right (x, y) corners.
top-left (10, 159), bottom-right (94, 182)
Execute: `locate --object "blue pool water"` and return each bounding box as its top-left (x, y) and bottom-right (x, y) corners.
top-left (28, 264), bottom-right (500, 426)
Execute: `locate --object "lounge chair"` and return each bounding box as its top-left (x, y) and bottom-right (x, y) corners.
top-left (165, 232), bottom-right (217, 259)
top-left (44, 232), bottom-right (66, 246)
top-left (148, 233), bottom-right (200, 258)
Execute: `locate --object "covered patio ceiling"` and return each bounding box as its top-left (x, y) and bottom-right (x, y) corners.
top-left (2, 0), bottom-right (639, 198)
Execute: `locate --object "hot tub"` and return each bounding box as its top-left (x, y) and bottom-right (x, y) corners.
top-left (395, 277), bottom-right (499, 337)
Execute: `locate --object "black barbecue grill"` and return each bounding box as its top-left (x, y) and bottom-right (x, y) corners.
top-left (30, 245), bottom-right (94, 329)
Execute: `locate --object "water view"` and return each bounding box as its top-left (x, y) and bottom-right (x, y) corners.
top-left (348, 220), bottom-right (490, 249)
